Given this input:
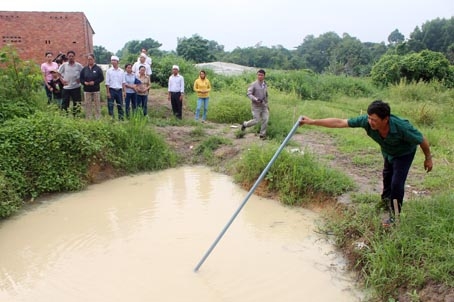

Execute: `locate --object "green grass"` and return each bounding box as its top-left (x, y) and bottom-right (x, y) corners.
top-left (233, 143), bottom-right (355, 205)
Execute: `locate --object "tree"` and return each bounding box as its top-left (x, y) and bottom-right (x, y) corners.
top-left (327, 34), bottom-right (372, 76)
top-left (407, 17), bottom-right (454, 57)
top-left (388, 29), bottom-right (405, 45)
top-left (176, 34), bottom-right (222, 63)
top-left (93, 45), bottom-right (113, 64)
top-left (295, 32), bottom-right (342, 73)
top-left (116, 38), bottom-right (163, 63)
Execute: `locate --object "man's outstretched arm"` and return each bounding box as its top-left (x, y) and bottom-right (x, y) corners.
top-left (299, 116), bottom-right (349, 128)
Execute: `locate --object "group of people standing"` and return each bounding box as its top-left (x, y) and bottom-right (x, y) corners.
top-left (40, 49), bottom-right (153, 120)
top-left (41, 49), bottom-right (214, 122)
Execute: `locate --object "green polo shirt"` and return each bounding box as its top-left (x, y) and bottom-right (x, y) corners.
top-left (348, 114), bottom-right (423, 162)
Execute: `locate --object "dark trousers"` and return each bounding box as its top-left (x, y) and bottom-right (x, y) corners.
top-left (381, 150), bottom-right (416, 214)
top-left (136, 94), bottom-right (148, 116)
top-left (44, 83), bottom-right (52, 104)
top-left (108, 88), bottom-right (124, 120)
top-left (170, 92), bottom-right (182, 119)
top-left (62, 87), bottom-right (82, 116)
top-left (124, 92), bottom-right (137, 118)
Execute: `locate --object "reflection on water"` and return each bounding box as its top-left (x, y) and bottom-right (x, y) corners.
top-left (0, 166), bottom-right (363, 302)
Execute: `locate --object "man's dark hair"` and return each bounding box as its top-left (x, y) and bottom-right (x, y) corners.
top-left (45, 51), bottom-right (53, 57)
top-left (367, 100), bottom-right (391, 119)
top-left (67, 50), bottom-right (76, 56)
top-left (257, 69), bottom-right (266, 75)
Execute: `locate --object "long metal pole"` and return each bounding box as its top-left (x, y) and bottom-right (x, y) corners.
top-left (194, 116), bottom-right (303, 272)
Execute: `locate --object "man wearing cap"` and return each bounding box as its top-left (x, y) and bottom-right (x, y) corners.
top-left (80, 54), bottom-right (104, 119)
top-left (132, 53), bottom-right (152, 77)
top-left (105, 56), bottom-right (125, 120)
top-left (168, 65), bottom-right (185, 119)
top-left (58, 50), bottom-right (83, 116)
top-left (137, 48), bottom-right (152, 67)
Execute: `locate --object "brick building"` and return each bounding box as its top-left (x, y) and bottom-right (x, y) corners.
top-left (0, 11), bottom-right (94, 64)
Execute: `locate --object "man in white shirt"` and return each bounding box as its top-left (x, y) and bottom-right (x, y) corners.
top-left (105, 56), bottom-right (125, 120)
top-left (137, 48), bottom-right (152, 66)
top-left (133, 52), bottom-right (152, 76)
top-left (167, 65), bottom-right (185, 119)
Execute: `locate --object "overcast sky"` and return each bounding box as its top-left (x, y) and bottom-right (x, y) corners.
top-left (2, 0), bottom-right (453, 53)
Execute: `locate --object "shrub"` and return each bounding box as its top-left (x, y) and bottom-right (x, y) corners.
top-left (0, 112), bottom-right (177, 218)
top-left (0, 173), bottom-right (23, 218)
top-left (0, 45), bottom-right (43, 123)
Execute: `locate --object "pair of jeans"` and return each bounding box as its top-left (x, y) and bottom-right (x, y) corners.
top-left (136, 94), bottom-right (148, 116)
top-left (108, 88), bottom-right (124, 120)
top-left (44, 83), bottom-right (52, 104)
top-left (195, 97), bottom-right (209, 121)
top-left (124, 92), bottom-right (137, 118)
top-left (381, 150), bottom-right (416, 214)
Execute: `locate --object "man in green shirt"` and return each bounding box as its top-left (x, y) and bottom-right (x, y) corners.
top-left (299, 100), bottom-right (433, 225)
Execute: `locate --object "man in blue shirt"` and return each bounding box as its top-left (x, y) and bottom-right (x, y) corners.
top-left (299, 100), bottom-right (433, 225)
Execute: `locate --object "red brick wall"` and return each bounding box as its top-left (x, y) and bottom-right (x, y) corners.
top-left (0, 11), bottom-right (94, 65)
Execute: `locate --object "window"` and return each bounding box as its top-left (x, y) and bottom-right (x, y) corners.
top-left (2, 36), bottom-right (22, 43)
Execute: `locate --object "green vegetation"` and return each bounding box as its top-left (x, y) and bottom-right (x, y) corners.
top-left (99, 17), bottom-right (454, 80)
top-left (322, 192), bottom-right (454, 300)
top-left (233, 143), bottom-right (355, 205)
top-left (0, 112), bottom-right (177, 213)
top-left (1, 46), bottom-right (453, 301)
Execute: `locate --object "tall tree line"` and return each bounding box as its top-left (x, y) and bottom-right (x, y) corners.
top-left (95, 17), bottom-right (454, 77)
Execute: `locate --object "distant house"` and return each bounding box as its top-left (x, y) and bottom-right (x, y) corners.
top-left (0, 11), bottom-right (94, 64)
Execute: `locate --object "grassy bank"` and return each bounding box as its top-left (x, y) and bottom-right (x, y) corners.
top-left (0, 112), bottom-right (177, 217)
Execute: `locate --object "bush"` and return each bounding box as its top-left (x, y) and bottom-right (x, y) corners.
top-left (0, 112), bottom-right (177, 218)
top-left (0, 172), bottom-right (23, 218)
top-left (0, 46), bottom-right (43, 123)
top-left (150, 54), bottom-right (199, 92)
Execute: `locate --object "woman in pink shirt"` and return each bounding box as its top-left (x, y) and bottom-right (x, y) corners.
top-left (41, 52), bottom-right (58, 104)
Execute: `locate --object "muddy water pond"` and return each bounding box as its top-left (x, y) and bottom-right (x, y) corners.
top-left (0, 166), bottom-right (364, 301)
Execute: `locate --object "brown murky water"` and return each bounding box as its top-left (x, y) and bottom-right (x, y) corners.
top-left (0, 166), bottom-right (363, 302)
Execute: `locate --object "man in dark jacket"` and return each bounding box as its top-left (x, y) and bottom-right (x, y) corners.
top-left (80, 54), bottom-right (105, 119)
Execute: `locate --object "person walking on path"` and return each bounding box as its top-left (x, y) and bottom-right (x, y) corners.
top-left (241, 69), bottom-right (269, 139)
top-left (193, 70), bottom-right (211, 123)
top-left (299, 100), bottom-right (433, 226)
top-left (168, 65), bottom-right (185, 119)
top-left (105, 56), bottom-right (125, 120)
top-left (80, 54), bottom-right (104, 119)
